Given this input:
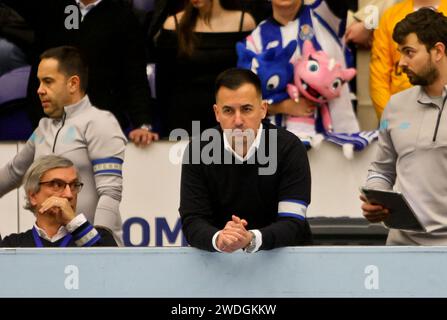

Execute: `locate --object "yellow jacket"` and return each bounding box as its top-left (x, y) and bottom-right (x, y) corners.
top-left (354, 0), bottom-right (399, 21)
top-left (369, 0), bottom-right (447, 118)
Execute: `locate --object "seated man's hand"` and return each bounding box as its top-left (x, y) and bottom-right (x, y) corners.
top-left (38, 196), bottom-right (76, 225)
top-left (269, 98), bottom-right (315, 117)
top-left (128, 128), bottom-right (159, 147)
top-left (360, 194), bottom-right (389, 223)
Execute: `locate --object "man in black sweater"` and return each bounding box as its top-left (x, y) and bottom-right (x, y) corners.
top-left (179, 68), bottom-right (312, 253)
top-left (0, 155), bottom-right (117, 247)
top-left (3, 0), bottom-right (158, 146)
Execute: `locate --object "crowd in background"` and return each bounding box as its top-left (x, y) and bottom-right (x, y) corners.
top-left (0, 0), bottom-right (360, 141)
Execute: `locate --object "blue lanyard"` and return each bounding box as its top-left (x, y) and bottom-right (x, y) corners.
top-left (32, 226), bottom-right (73, 247)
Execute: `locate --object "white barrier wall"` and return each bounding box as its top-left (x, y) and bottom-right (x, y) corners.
top-left (0, 140), bottom-right (378, 246)
top-left (0, 142), bottom-right (18, 237)
top-left (1, 247), bottom-right (447, 298)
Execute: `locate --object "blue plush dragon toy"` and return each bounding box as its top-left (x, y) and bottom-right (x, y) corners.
top-left (236, 40), bottom-right (297, 105)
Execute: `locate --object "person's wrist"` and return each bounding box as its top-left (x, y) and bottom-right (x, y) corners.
top-left (140, 123), bottom-right (153, 132)
top-left (244, 231), bottom-right (256, 253)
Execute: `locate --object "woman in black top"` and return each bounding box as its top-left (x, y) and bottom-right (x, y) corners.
top-left (154, 0), bottom-right (256, 137)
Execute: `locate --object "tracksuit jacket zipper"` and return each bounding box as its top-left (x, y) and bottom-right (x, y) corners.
top-left (52, 112), bottom-right (66, 153)
top-left (432, 95), bottom-right (447, 142)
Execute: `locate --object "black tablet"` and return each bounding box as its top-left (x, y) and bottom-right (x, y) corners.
top-left (361, 188), bottom-right (426, 232)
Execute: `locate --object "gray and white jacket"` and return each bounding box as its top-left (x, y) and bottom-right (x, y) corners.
top-left (366, 85), bottom-right (447, 245)
top-left (0, 95), bottom-right (127, 245)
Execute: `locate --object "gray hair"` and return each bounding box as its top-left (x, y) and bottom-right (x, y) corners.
top-left (23, 155), bottom-right (75, 211)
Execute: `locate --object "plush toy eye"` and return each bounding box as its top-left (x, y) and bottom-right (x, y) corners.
top-left (307, 60), bottom-right (319, 73)
top-left (331, 78), bottom-right (343, 90)
top-left (266, 75), bottom-right (280, 90)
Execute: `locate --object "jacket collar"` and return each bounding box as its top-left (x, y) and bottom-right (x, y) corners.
top-left (63, 94), bottom-right (92, 117)
top-left (416, 85), bottom-right (447, 107)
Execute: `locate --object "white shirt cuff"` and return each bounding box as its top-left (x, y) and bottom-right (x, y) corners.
top-left (247, 229), bottom-right (263, 253)
top-left (66, 213), bottom-right (88, 233)
top-left (212, 231), bottom-right (224, 252)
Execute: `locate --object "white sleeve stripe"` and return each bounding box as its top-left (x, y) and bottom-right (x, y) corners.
top-left (278, 201), bottom-right (307, 217)
top-left (75, 228), bottom-right (99, 247)
top-left (93, 163), bottom-right (123, 173)
top-left (367, 174), bottom-right (393, 184)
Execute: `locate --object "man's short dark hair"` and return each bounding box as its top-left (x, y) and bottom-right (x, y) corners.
top-left (215, 68), bottom-right (262, 98)
top-left (393, 8), bottom-right (447, 53)
top-left (40, 46), bottom-right (89, 92)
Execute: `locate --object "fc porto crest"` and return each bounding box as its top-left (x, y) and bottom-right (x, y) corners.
top-left (299, 24), bottom-right (315, 41)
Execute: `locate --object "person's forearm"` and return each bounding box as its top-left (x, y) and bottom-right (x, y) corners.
top-left (93, 194), bottom-right (122, 243)
top-left (268, 98), bottom-right (314, 117)
top-left (259, 218), bottom-right (311, 250)
top-left (267, 101), bottom-right (283, 115)
top-left (181, 216), bottom-right (219, 252)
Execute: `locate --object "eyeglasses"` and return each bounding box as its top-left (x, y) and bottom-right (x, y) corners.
top-left (39, 179), bottom-right (84, 193)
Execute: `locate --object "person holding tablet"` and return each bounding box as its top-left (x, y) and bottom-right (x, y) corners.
top-left (361, 8), bottom-right (447, 245)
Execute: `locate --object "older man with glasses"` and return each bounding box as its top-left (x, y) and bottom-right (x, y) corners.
top-left (0, 155), bottom-right (117, 247)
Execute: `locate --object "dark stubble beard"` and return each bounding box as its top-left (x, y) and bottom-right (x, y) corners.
top-left (403, 59), bottom-right (439, 86)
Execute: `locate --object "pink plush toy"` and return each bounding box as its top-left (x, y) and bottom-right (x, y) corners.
top-left (286, 40), bottom-right (356, 149)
